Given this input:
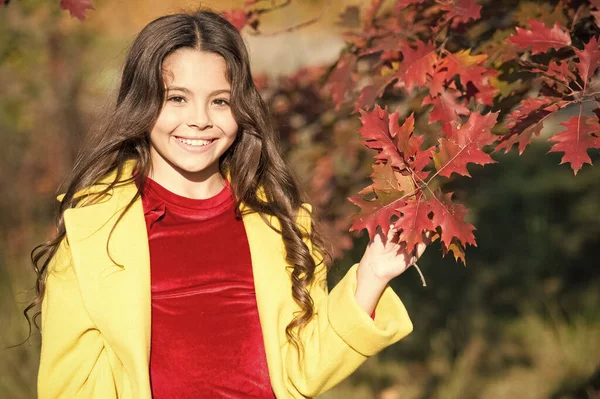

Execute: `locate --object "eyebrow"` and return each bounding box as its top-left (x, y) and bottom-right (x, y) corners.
top-left (166, 86), bottom-right (231, 95)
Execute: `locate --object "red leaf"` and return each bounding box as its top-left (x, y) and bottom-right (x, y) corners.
top-left (358, 106), bottom-right (407, 170)
top-left (394, 0), bottom-right (426, 11)
top-left (395, 197), bottom-right (436, 252)
top-left (429, 191), bottom-right (476, 249)
top-left (392, 113), bottom-right (434, 179)
top-left (369, 34), bottom-right (405, 61)
top-left (504, 97), bottom-right (560, 129)
top-left (223, 9), bottom-right (249, 31)
top-left (422, 88), bottom-right (470, 136)
top-left (441, 50), bottom-right (488, 87)
top-left (508, 20), bottom-right (571, 55)
top-left (532, 61), bottom-right (577, 87)
top-left (363, 0), bottom-right (385, 29)
top-left (441, 0), bottom-right (482, 27)
top-left (495, 98), bottom-right (563, 154)
top-left (394, 40), bottom-right (438, 91)
top-left (574, 36), bottom-right (600, 87)
top-left (354, 73), bottom-right (395, 113)
top-left (433, 111), bottom-right (499, 177)
top-left (358, 106), bottom-right (432, 176)
top-left (428, 68), bottom-right (447, 97)
top-left (548, 115), bottom-right (600, 175)
top-left (60, 0), bottom-right (94, 21)
top-left (495, 122), bottom-right (545, 155)
top-left (348, 191), bottom-right (407, 240)
top-left (325, 53), bottom-right (358, 110)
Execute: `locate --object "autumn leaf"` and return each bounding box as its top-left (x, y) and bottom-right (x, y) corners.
top-left (393, 40), bottom-right (438, 91)
top-left (368, 34), bottom-right (406, 61)
top-left (422, 87), bottom-right (470, 137)
top-left (503, 97), bottom-right (561, 130)
top-left (362, 0), bottom-right (385, 29)
top-left (441, 0), bottom-right (482, 27)
top-left (358, 162), bottom-right (415, 196)
top-left (394, 0), bottom-right (426, 11)
top-left (348, 190), bottom-right (407, 240)
top-left (429, 190), bottom-right (477, 249)
top-left (548, 114), bottom-right (600, 175)
top-left (358, 105), bottom-right (408, 171)
top-left (223, 9), bottom-right (249, 31)
top-left (394, 196), bottom-right (436, 253)
top-left (532, 61), bottom-right (577, 89)
top-left (358, 106), bottom-right (433, 178)
top-left (439, 49), bottom-right (488, 88)
top-left (60, 0), bottom-right (94, 21)
top-left (354, 73), bottom-right (395, 113)
top-left (441, 238), bottom-right (467, 265)
top-left (574, 36), bottom-right (600, 89)
top-left (495, 97), bottom-right (563, 154)
top-left (508, 20), bottom-right (571, 55)
top-left (325, 53), bottom-right (358, 110)
top-left (390, 112), bottom-right (434, 178)
top-left (433, 111), bottom-right (500, 178)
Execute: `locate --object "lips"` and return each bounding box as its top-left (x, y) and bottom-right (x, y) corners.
top-left (174, 136), bottom-right (216, 141)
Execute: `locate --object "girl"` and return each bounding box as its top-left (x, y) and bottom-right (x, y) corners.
top-left (32, 8), bottom-right (425, 399)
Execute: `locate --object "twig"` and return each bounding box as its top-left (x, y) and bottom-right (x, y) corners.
top-left (412, 263), bottom-right (427, 286)
top-left (247, 0), bottom-right (333, 37)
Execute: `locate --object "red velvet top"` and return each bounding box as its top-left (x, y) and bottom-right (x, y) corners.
top-left (134, 173), bottom-right (375, 398)
top-left (136, 175), bottom-right (276, 398)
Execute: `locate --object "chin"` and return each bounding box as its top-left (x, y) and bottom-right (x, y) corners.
top-left (174, 160), bottom-right (217, 175)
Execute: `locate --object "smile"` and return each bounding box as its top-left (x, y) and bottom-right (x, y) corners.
top-left (174, 136), bottom-right (217, 153)
top-left (175, 137), bottom-right (215, 146)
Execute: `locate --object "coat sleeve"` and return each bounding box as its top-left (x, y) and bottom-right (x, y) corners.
top-left (283, 203), bottom-right (414, 398)
top-left (37, 238), bottom-right (118, 399)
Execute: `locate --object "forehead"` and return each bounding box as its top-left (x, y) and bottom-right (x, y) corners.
top-left (161, 49), bottom-right (229, 88)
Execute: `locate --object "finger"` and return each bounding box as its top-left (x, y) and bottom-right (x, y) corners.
top-left (373, 225), bottom-right (384, 244)
top-left (415, 241), bottom-right (427, 258)
top-left (386, 223), bottom-right (398, 244)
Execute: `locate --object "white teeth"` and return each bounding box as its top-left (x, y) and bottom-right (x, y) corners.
top-left (176, 137), bottom-right (213, 146)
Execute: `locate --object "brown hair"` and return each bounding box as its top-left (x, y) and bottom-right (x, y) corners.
top-left (20, 8), bottom-right (333, 369)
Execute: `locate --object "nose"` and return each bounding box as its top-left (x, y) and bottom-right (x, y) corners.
top-left (187, 104), bottom-right (213, 130)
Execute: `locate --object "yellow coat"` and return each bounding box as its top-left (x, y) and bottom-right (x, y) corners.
top-left (38, 159), bottom-right (413, 398)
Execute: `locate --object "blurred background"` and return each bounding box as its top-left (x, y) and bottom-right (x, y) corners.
top-left (1, 0), bottom-right (599, 398)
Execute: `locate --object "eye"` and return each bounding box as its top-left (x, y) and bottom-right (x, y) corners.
top-left (213, 98), bottom-right (230, 106)
top-left (168, 96), bottom-right (185, 103)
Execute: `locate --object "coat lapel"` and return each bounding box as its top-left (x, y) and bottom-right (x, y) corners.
top-left (61, 159), bottom-right (291, 396)
top-left (63, 173), bottom-right (153, 394)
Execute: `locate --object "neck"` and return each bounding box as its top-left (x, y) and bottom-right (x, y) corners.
top-left (147, 159), bottom-right (226, 200)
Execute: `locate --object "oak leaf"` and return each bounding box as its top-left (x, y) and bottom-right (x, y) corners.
top-left (508, 20), bottom-right (571, 55)
top-left (433, 111), bottom-right (500, 178)
top-left (60, 0), bottom-right (94, 21)
top-left (548, 115), bottom-right (600, 175)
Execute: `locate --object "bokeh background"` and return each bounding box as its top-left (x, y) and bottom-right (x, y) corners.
top-left (1, 0), bottom-right (599, 398)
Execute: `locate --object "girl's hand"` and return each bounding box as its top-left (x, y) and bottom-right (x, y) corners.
top-left (358, 224), bottom-right (429, 285)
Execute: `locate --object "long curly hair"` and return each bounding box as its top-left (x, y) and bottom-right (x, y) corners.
top-left (21, 8), bottom-right (333, 369)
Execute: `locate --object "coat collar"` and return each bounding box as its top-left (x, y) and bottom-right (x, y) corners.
top-left (58, 158), bottom-right (288, 397)
top-left (56, 158), bottom-right (265, 205)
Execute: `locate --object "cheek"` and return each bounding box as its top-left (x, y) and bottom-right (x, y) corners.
top-left (215, 113), bottom-right (239, 138)
top-left (153, 108), bottom-right (182, 134)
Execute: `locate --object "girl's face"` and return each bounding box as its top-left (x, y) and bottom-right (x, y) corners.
top-left (149, 49), bottom-right (238, 181)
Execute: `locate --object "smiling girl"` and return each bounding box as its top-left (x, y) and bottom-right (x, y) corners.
top-left (31, 8), bottom-right (424, 399)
